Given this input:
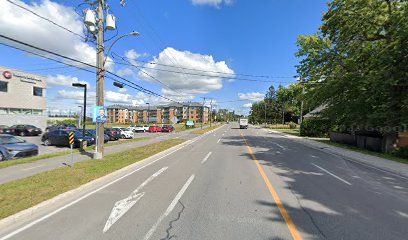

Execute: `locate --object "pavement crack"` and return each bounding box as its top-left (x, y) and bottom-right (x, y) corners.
top-left (160, 201), bottom-right (185, 240)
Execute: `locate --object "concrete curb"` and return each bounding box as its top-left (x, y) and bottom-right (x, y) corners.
top-left (263, 128), bottom-right (408, 179)
top-left (0, 125), bottom-right (224, 233)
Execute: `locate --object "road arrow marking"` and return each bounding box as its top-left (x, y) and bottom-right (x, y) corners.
top-left (103, 167), bottom-right (168, 233)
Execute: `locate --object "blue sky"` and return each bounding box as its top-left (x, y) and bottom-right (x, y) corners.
top-left (0, 0), bottom-right (327, 115)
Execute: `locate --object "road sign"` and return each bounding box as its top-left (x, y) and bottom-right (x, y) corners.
top-left (69, 132), bottom-right (74, 145)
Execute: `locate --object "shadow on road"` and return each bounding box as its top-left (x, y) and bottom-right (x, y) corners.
top-left (219, 132), bottom-right (408, 240)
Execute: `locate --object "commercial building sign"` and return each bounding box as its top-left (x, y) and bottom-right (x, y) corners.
top-left (2, 70), bottom-right (43, 85)
top-left (93, 106), bottom-right (107, 123)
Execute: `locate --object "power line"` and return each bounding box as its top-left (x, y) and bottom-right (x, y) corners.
top-left (5, 0), bottom-right (87, 40)
top-left (0, 34), bottom-right (180, 103)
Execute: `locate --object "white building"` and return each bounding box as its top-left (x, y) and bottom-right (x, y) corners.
top-left (0, 66), bottom-right (47, 130)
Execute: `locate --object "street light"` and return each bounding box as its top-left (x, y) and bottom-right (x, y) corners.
top-left (72, 83), bottom-right (87, 137)
top-left (146, 103), bottom-right (150, 124)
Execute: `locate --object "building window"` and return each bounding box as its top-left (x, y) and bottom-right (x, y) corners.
top-left (0, 81), bottom-right (8, 92)
top-left (0, 108), bottom-right (8, 114)
top-left (32, 109), bottom-right (43, 115)
top-left (33, 87), bottom-right (43, 96)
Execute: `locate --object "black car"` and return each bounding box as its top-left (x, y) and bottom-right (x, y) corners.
top-left (10, 125), bottom-right (42, 136)
top-left (45, 124), bottom-right (77, 133)
top-left (0, 125), bottom-right (15, 135)
top-left (104, 128), bottom-right (121, 141)
top-left (42, 130), bottom-right (94, 148)
top-left (85, 129), bottom-right (109, 143)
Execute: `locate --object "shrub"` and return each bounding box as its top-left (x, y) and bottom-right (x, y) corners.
top-left (392, 147), bottom-right (408, 159)
top-left (300, 118), bottom-right (331, 137)
top-left (289, 122), bottom-right (297, 129)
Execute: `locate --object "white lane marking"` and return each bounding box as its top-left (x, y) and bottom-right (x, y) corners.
top-left (217, 139), bottom-right (221, 144)
top-left (312, 163), bottom-right (352, 186)
top-left (273, 142), bottom-right (287, 150)
top-left (22, 165), bottom-right (45, 171)
top-left (201, 152), bottom-right (212, 164)
top-left (143, 175), bottom-right (195, 240)
top-left (310, 155), bottom-right (319, 158)
top-left (0, 142), bottom-right (192, 240)
top-left (103, 167), bottom-right (168, 233)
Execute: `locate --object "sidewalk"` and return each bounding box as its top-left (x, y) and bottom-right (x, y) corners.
top-left (266, 129), bottom-right (408, 178)
top-left (0, 130), bottom-right (198, 185)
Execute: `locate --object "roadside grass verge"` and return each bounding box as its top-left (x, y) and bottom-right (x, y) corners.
top-left (191, 124), bottom-right (222, 135)
top-left (0, 137), bottom-right (150, 169)
top-left (0, 139), bottom-right (185, 220)
top-left (273, 128), bottom-right (300, 136)
top-left (317, 139), bottom-right (408, 165)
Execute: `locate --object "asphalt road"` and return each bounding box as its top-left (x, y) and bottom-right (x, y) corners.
top-left (1, 124), bottom-right (407, 240)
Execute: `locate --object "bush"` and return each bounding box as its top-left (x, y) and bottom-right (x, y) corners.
top-left (392, 147), bottom-right (408, 159)
top-left (300, 118), bottom-right (331, 137)
top-left (289, 122), bottom-right (297, 129)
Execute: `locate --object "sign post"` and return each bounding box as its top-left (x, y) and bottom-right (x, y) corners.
top-left (69, 132), bottom-right (74, 167)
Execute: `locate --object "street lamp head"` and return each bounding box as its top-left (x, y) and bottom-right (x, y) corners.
top-left (113, 82), bottom-right (124, 88)
top-left (129, 31), bottom-right (140, 36)
top-left (72, 83), bottom-right (86, 88)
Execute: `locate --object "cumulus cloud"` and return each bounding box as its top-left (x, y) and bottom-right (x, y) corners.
top-left (118, 88), bottom-right (127, 93)
top-left (139, 47), bottom-right (234, 100)
top-left (0, 0), bottom-right (113, 70)
top-left (47, 74), bottom-right (90, 88)
top-left (57, 90), bottom-right (96, 105)
top-left (243, 103), bottom-right (253, 108)
top-left (191, 0), bottom-right (233, 8)
top-left (238, 92), bottom-right (264, 102)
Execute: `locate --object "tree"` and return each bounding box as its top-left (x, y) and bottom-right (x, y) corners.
top-left (296, 0), bottom-right (408, 134)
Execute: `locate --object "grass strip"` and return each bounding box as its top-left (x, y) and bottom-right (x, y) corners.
top-left (316, 139), bottom-right (408, 165)
top-left (0, 137), bottom-right (150, 169)
top-left (191, 125), bottom-right (223, 135)
top-left (273, 129), bottom-right (301, 136)
top-left (0, 139), bottom-right (185, 220)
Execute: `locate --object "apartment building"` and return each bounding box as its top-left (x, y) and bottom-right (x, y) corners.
top-left (107, 103), bottom-right (209, 124)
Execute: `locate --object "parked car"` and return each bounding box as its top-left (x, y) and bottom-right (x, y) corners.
top-left (10, 125), bottom-right (42, 136)
top-left (41, 130), bottom-right (94, 148)
top-left (0, 125), bottom-right (15, 135)
top-left (131, 125), bottom-right (146, 133)
top-left (148, 126), bottom-right (162, 133)
top-left (104, 128), bottom-right (121, 141)
top-left (118, 128), bottom-right (134, 139)
top-left (143, 125), bottom-right (150, 132)
top-left (45, 124), bottom-right (77, 133)
top-left (85, 129), bottom-right (109, 143)
top-left (0, 134), bottom-right (38, 161)
top-left (161, 125), bottom-right (175, 132)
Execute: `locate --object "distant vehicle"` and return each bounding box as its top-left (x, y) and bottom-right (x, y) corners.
top-left (161, 125), bottom-right (174, 132)
top-left (0, 134), bottom-right (39, 161)
top-left (118, 128), bottom-right (134, 139)
top-left (104, 128), bottom-right (121, 141)
top-left (10, 125), bottom-right (42, 136)
top-left (131, 125), bottom-right (146, 133)
top-left (42, 130), bottom-right (94, 148)
top-left (85, 129), bottom-right (109, 143)
top-left (239, 118), bottom-right (248, 129)
top-left (148, 126), bottom-right (162, 133)
top-left (45, 124), bottom-right (77, 133)
top-left (0, 125), bottom-right (15, 135)
top-left (143, 125), bottom-right (150, 132)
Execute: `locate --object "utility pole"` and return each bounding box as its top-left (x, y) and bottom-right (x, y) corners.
top-left (209, 99), bottom-right (213, 127)
top-left (201, 97), bottom-right (205, 129)
top-left (94, 0), bottom-right (105, 159)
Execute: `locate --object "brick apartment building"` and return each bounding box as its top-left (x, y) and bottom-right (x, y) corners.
top-left (107, 103), bottom-right (209, 124)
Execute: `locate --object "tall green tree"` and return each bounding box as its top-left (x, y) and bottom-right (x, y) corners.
top-left (296, 0), bottom-right (408, 133)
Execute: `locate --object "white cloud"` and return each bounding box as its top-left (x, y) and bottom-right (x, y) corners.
top-left (243, 103), bottom-right (253, 108)
top-left (191, 0), bottom-right (233, 8)
top-left (47, 74), bottom-right (90, 88)
top-left (139, 47), bottom-right (234, 100)
top-left (238, 92), bottom-right (264, 102)
top-left (118, 88), bottom-right (127, 93)
top-left (116, 67), bottom-right (135, 77)
top-left (105, 91), bottom-right (136, 104)
top-left (0, 0), bottom-right (113, 71)
top-left (58, 90), bottom-right (96, 104)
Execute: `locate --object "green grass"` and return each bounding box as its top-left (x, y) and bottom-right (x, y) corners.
top-left (191, 124), bottom-right (222, 135)
top-left (0, 139), bottom-right (185, 220)
top-left (317, 139), bottom-right (408, 165)
top-left (0, 137), bottom-right (150, 169)
top-left (273, 128), bottom-right (300, 136)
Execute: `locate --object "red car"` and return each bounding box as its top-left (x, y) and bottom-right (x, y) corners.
top-left (161, 125), bottom-right (174, 132)
top-left (148, 126), bottom-right (162, 133)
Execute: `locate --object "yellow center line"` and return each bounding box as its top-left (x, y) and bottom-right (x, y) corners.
top-left (240, 131), bottom-right (303, 240)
